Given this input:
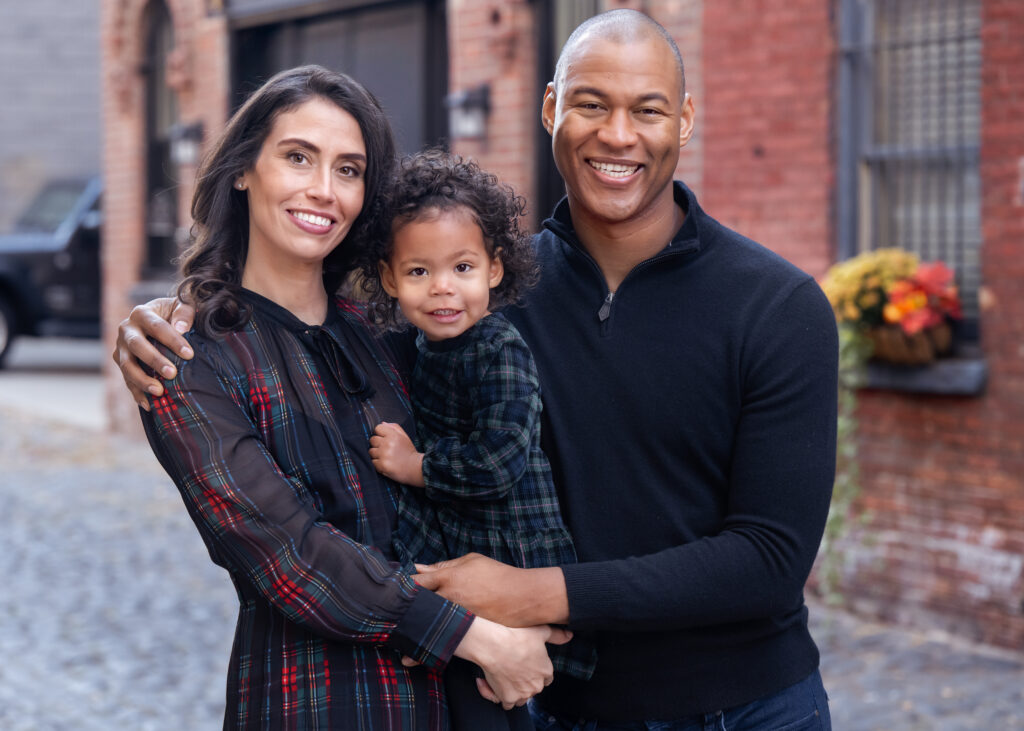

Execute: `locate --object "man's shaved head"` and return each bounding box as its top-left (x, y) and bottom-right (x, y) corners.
top-left (552, 9), bottom-right (686, 98)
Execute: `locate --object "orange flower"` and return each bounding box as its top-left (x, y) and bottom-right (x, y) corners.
top-left (822, 249), bottom-right (962, 335)
top-left (882, 303), bottom-right (903, 324)
top-left (883, 261), bottom-right (962, 334)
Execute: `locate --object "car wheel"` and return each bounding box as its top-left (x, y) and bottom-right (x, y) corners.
top-left (0, 295), bottom-right (15, 368)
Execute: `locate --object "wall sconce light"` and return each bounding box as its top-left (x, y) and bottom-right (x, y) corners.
top-left (445, 84), bottom-right (491, 140)
top-left (169, 121), bottom-right (204, 166)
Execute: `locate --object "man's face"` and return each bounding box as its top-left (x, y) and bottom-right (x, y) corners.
top-left (542, 35), bottom-right (694, 228)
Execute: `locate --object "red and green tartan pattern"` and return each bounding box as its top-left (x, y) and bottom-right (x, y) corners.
top-left (141, 294), bottom-right (472, 730)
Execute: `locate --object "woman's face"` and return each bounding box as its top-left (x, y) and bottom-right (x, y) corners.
top-left (238, 97), bottom-right (367, 276)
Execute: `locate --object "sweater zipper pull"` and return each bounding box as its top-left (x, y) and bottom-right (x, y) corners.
top-left (598, 291), bottom-right (615, 322)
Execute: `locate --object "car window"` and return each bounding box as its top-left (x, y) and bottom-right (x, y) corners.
top-left (14, 180), bottom-right (91, 234)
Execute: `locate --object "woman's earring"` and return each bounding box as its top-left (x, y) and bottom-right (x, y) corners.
top-left (235, 180), bottom-right (245, 190)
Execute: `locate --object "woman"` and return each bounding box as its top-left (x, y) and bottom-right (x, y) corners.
top-left (138, 65), bottom-right (564, 730)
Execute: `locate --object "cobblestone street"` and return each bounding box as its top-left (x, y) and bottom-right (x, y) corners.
top-left (0, 346), bottom-right (1022, 729)
top-left (811, 596), bottom-right (1023, 729)
top-left (0, 408), bottom-right (236, 730)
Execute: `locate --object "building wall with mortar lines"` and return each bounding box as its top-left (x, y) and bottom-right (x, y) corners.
top-left (699, 0), bottom-right (1023, 650)
top-left (448, 0), bottom-right (541, 221)
top-left (0, 2), bottom-right (101, 232)
top-left (701, 0), bottom-right (836, 281)
top-left (840, 0), bottom-right (1024, 650)
top-left (101, 0), bottom-right (229, 431)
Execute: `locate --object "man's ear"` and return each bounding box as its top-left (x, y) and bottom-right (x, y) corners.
top-left (378, 260), bottom-right (399, 298)
top-left (541, 82), bottom-right (557, 136)
top-left (679, 93), bottom-right (696, 149)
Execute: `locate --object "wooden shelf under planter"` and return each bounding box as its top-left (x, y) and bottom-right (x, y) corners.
top-left (862, 344), bottom-right (987, 396)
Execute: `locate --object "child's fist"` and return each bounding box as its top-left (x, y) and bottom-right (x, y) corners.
top-left (369, 422), bottom-right (425, 487)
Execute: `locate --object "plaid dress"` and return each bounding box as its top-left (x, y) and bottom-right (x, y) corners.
top-left (141, 290), bottom-right (473, 731)
top-left (393, 312), bottom-right (595, 680)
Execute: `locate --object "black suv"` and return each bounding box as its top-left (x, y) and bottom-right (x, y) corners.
top-left (0, 177), bottom-right (102, 366)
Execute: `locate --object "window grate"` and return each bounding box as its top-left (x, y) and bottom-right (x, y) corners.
top-left (839, 0), bottom-right (982, 335)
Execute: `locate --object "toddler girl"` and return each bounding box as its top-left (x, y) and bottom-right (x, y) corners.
top-left (364, 150), bottom-right (594, 731)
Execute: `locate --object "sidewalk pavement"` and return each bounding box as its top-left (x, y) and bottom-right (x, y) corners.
top-left (0, 337), bottom-right (107, 428)
top-left (0, 337), bottom-right (1021, 729)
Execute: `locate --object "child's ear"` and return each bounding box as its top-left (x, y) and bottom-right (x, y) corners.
top-left (378, 260), bottom-right (399, 297)
top-left (488, 250), bottom-right (504, 289)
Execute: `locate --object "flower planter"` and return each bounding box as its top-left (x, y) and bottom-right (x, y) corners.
top-left (867, 322), bottom-right (952, 365)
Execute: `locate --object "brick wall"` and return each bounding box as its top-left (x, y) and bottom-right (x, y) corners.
top-left (836, 0), bottom-right (1024, 650)
top-left (101, 0), bottom-right (229, 431)
top-left (448, 0), bottom-right (541, 222)
top-left (845, 393), bottom-right (1024, 647)
top-left (700, 0), bottom-right (836, 279)
top-left (647, 0), bottom-right (704, 195)
top-left (696, 0), bottom-right (1023, 649)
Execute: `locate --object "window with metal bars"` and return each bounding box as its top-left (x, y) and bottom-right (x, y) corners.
top-left (838, 0), bottom-right (982, 339)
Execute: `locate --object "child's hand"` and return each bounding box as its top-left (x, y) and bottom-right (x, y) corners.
top-left (369, 422), bottom-right (426, 487)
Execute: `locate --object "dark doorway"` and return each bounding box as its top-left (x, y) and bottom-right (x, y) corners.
top-left (232, 1), bottom-right (448, 157)
top-left (142, 0), bottom-right (180, 275)
top-left (534, 0), bottom-right (601, 220)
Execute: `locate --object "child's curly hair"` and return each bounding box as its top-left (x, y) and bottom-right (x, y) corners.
top-left (359, 149), bottom-right (539, 328)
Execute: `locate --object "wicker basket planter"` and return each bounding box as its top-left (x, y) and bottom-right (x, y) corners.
top-left (867, 322), bottom-right (952, 366)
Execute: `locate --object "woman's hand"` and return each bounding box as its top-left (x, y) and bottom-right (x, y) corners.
top-left (112, 297), bottom-right (196, 409)
top-left (369, 422), bottom-right (425, 487)
top-left (454, 617), bottom-right (570, 709)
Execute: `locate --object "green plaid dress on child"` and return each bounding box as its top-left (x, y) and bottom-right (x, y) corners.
top-left (393, 311), bottom-right (596, 680)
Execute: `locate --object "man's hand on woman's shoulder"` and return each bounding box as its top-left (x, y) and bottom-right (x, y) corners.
top-left (112, 296), bottom-right (196, 409)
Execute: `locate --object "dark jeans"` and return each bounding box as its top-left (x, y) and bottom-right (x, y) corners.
top-left (529, 669), bottom-right (830, 731)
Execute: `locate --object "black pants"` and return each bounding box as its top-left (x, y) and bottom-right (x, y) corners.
top-left (445, 658), bottom-right (534, 731)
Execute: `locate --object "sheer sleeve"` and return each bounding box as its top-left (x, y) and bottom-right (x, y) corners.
top-left (140, 338), bottom-right (472, 668)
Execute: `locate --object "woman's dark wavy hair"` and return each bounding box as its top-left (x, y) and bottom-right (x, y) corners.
top-left (177, 65), bottom-right (396, 337)
top-left (360, 149), bottom-right (539, 328)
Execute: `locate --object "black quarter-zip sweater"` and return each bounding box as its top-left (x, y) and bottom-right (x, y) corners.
top-left (502, 182), bottom-right (839, 721)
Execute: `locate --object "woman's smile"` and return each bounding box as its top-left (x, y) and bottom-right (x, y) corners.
top-left (239, 97), bottom-right (367, 282)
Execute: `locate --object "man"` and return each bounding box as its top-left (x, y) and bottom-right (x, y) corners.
top-left (116, 10), bottom-right (837, 729)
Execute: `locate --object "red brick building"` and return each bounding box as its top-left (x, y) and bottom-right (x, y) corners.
top-left (100, 0), bottom-right (1024, 648)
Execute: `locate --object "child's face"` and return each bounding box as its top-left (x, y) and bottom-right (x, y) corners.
top-left (379, 208), bottom-right (504, 341)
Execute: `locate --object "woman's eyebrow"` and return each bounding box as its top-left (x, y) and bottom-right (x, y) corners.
top-left (276, 137), bottom-right (319, 152)
top-left (276, 138), bottom-right (367, 162)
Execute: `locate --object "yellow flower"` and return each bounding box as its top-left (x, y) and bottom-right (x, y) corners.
top-left (858, 291), bottom-right (880, 309)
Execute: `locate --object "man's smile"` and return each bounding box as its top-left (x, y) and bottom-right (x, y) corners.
top-left (588, 160), bottom-right (642, 178)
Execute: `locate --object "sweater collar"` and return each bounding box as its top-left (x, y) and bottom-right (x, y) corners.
top-left (542, 181), bottom-right (703, 257)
